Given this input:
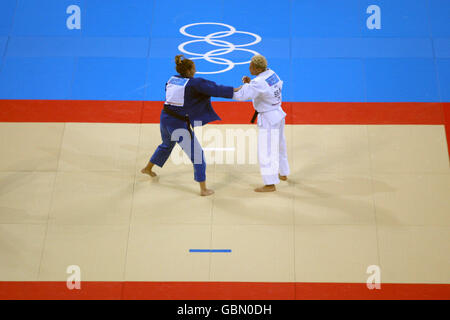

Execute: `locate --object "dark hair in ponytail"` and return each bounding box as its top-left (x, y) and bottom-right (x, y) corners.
top-left (175, 54), bottom-right (195, 78)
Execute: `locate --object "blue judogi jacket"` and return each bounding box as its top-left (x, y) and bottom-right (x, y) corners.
top-left (163, 75), bottom-right (234, 126)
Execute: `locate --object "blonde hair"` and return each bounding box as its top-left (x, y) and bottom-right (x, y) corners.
top-left (251, 55), bottom-right (268, 71)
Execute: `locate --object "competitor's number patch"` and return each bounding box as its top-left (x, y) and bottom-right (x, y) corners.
top-left (265, 73), bottom-right (280, 87)
top-left (168, 77), bottom-right (189, 86)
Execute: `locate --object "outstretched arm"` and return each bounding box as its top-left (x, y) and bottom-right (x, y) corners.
top-left (233, 81), bottom-right (265, 101)
top-left (192, 78), bottom-right (234, 99)
top-left (233, 76), bottom-right (260, 101)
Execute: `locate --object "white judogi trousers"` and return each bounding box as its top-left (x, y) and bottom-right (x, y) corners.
top-left (257, 115), bottom-right (290, 185)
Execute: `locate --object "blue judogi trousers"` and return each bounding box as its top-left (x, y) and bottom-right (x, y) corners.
top-left (150, 111), bottom-right (206, 182)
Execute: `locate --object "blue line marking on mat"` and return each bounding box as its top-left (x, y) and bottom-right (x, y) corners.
top-left (189, 249), bottom-right (232, 253)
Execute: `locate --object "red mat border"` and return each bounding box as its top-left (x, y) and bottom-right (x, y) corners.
top-left (0, 100), bottom-right (446, 125)
top-left (0, 281), bottom-right (449, 300)
top-left (1, 100), bottom-right (448, 160)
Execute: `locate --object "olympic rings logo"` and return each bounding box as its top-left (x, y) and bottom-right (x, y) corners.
top-left (178, 22), bottom-right (262, 74)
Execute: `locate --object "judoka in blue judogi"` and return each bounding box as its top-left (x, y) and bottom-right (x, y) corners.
top-left (141, 55), bottom-right (237, 196)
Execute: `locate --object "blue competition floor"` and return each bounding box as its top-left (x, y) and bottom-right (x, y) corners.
top-left (0, 0), bottom-right (449, 102)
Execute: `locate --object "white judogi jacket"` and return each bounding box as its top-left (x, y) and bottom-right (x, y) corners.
top-left (232, 69), bottom-right (286, 126)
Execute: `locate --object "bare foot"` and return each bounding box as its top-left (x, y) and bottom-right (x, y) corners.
top-left (254, 185), bottom-right (276, 192)
top-left (141, 167), bottom-right (157, 177)
top-left (200, 189), bottom-right (215, 196)
top-left (279, 174), bottom-right (288, 181)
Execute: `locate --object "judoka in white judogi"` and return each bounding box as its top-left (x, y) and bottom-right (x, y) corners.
top-left (233, 56), bottom-right (290, 190)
